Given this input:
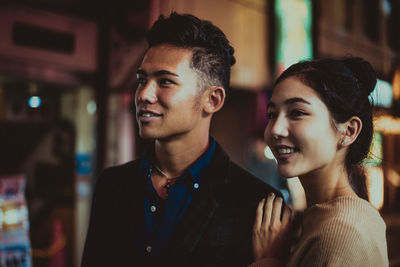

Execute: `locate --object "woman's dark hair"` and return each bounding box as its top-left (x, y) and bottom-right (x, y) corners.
top-left (275, 57), bottom-right (376, 200)
top-left (146, 12), bottom-right (236, 93)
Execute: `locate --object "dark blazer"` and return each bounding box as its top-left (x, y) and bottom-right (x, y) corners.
top-left (81, 142), bottom-right (281, 267)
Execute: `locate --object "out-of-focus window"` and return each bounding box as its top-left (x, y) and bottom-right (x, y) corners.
top-left (388, 0), bottom-right (400, 52)
top-left (363, 0), bottom-right (381, 43)
top-left (334, 0), bottom-right (354, 32)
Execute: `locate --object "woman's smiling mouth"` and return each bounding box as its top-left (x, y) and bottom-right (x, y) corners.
top-left (274, 145), bottom-right (299, 160)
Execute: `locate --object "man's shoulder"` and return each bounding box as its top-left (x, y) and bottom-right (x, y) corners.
top-left (227, 160), bottom-right (279, 193)
top-left (212, 141), bottom-right (280, 196)
top-left (95, 158), bottom-right (142, 187)
top-left (101, 159), bottom-right (141, 175)
top-left (227, 160), bottom-right (259, 181)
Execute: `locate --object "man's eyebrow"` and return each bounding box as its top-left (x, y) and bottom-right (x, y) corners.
top-left (136, 69), bottom-right (146, 76)
top-left (267, 97), bottom-right (311, 108)
top-left (136, 69), bottom-right (179, 77)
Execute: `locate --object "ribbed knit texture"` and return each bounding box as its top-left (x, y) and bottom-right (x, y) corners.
top-left (249, 196), bottom-right (388, 267)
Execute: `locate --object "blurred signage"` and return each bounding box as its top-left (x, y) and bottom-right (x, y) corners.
top-left (75, 153), bottom-right (92, 175)
top-left (274, 0), bottom-right (313, 76)
top-left (369, 79), bottom-right (393, 108)
top-left (0, 7), bottom-right (97, 72)
top-left (0, 175), bottom-right (32, 267)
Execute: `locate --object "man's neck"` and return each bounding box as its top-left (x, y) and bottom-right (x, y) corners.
top-left (154, 133), bottom-right (210, 178)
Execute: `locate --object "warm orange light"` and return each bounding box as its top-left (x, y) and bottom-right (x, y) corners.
top-left (374, 115), bottom-right (400, 134)
top-left (393, 67), bottom-right (400, 101)
top-left (365, 166), bottom-right (384, 210)
top-left (387, 168), bottom-right (400, 187)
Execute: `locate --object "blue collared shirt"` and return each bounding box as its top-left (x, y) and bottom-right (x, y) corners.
top-left (137, 138), bottom-right (216, 261)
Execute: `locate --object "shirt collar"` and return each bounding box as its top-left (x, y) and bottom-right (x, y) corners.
top-left (139, 137), bottom-right (216, 184)
top-left (187, 137), bottom-right (215, 181)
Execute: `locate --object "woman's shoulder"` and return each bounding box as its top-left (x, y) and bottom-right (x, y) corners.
top-left (317, 196), bottom-right (383, 225)
top-left (294, 196), bottom-right (388, 266)
top-left (305, 196), bottom-right (381, 220)
top-left (304, 196), bottom-right (386, 238)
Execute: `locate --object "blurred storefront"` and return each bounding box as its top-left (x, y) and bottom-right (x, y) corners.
top-left (0, 6), bottom-right (98, 267)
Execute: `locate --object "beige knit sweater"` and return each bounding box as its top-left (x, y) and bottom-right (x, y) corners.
top-left (249, 196), bottom-right (388, 267)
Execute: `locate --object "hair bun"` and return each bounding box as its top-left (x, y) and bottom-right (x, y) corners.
top-left (341, 57), bottom-right (377, 95)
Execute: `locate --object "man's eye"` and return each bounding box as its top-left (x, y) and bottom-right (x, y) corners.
top-left (137, 77), bottom-right (147, 85)
top-left (159, 78), bottom-right (174, 85)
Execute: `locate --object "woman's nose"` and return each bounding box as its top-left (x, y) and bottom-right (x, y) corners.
top-left (268, 115), bottom-right (289, 140)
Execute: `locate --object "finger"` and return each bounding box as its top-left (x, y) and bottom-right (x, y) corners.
top-left (262, 193), bottom-right (275, 226)
top-left (254, 198), bottom-right (265, 230)
top-left (270, 197), bottom-right (283, 227)
top-left (281, 204), bottom-right (292, 225)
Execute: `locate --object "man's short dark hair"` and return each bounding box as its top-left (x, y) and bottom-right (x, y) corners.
top-left (146, 12), bottom-right (236, 93)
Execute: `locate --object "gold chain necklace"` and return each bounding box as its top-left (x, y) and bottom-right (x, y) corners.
top-left (152, 164), bottom-right (180, 196)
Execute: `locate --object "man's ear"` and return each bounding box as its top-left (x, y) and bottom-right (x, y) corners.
top-left (339, 116), bottom-right (363, 147)
top-left (203, 86), bottom-right (226, 114)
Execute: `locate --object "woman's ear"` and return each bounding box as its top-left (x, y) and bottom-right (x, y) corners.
top-left (339, 116), bottom-right (363, 147)
top-left (203, 86), bottom-right (226, 114)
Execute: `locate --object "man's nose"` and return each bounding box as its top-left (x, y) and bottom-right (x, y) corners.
top-left (135, 81), bottom-right (157, 104)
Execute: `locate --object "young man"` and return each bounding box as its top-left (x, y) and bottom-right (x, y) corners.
top-left (81, 12), bottom-right (281, 267)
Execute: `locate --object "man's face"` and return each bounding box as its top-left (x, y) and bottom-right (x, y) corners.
top-left (135, 44), bottom-right (206, 140)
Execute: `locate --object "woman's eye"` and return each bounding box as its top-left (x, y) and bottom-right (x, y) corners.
top-left (290, 110), bottom-right (306, 117)
top-left (266, 111), bottom-right (277, 120)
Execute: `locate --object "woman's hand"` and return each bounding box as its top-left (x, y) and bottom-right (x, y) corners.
top-left (252, 193), bottom-right (294, 262)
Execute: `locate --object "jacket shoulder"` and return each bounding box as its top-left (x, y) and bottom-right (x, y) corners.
top-left (227, 161), bottom-right (282, 199)
top-left (101, 159), bottom-right (141, 175)
top-left (211, 141), bottom-right (281, 198)
top-left (95, 159), bottom-right (141, 187)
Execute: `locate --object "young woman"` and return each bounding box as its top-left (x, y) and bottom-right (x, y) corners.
top-left (250, 57), bottom-right (389, 266)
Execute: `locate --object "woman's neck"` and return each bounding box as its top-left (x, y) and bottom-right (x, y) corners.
top-left (299, 165), bottom-right (358, 207)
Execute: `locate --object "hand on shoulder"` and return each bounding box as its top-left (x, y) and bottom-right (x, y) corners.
top-left (252, 193), bottom-right (294, 262)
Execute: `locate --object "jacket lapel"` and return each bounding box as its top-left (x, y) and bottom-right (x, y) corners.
top-left (119, 161), bottom-right (146, 253)
top-left (165, 142), bottom-right (231, 258)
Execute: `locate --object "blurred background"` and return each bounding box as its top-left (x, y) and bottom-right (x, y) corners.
top-left (0, 0), bottom-right (399, 266)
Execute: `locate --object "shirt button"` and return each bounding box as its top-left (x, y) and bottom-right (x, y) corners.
top-left (150, 205), bottom-right (157, 212)
top-left (193, 183), bottom-right (199, 189)
top-left (146, 246), bottom-right (152, 253)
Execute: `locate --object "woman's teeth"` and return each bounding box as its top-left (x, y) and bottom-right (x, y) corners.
top-left (277, 148), bottom-right (295, 154)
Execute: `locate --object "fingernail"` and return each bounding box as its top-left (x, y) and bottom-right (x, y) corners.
top-left (269, 192), bottom-right (275, 197)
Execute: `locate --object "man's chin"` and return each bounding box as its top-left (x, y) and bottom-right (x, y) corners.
top-left (138, 129), bottom-right (163, 139)
top-left (139, 131), bottom-right (157, 139)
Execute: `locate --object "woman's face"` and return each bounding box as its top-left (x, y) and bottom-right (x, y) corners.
top-left (265, 76), bottom-right (342, 178)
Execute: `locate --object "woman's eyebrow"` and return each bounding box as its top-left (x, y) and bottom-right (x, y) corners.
top-left (268, 97), bottom-right (311, 109)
